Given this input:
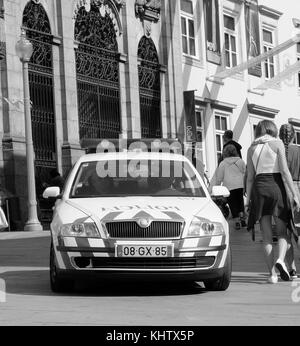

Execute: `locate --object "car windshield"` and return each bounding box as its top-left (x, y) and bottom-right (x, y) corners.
top-left (70, 159), bottom-right (206, 198)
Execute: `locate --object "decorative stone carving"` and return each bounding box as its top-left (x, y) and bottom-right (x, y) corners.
top-left (143, 20), bottom-right (152, 37)
top-left (135, 0), bottom-right (161, 23)
top-left (73, 0), bottom-right (124, 35)
top-left (74, 0), bottom-right (125, 17)
top-left (112, 0), bottom-right (126, 9)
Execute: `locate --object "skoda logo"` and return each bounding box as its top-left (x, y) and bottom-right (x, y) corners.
top-left (137, 218), bottom-right (151, 228)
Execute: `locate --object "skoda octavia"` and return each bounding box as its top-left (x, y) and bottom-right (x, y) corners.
top-left (44, 149), bottom-right (231, 292)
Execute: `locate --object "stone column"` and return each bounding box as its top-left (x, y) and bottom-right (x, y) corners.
top-left (51, 33), bottom-right (64, 176)
top-left (1, 0), bottom-right (28, 228)
top-left (56, 1), bottom-right (84, 176)
top-left (121, 1), bottom-right (141, 138)
top-left (162, 0), bottom-right (184, 140)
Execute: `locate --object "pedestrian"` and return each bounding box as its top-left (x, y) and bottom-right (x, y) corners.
top-left (49, 169), bottom-right (65, 193)
top-left (218, 130), bottom-right (242, 165)
top-left (246, 120), bottom-right (300, 284)
top-left (279, 123), bottom-right (300, 279)
top-left (216, 144), bottom-right (246, 229)
top-left (35, 171), bottom-right (46, 221)
top-left (0, 206), bottom-right (8, 231)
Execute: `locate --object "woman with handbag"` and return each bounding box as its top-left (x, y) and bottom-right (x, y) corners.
top-left (279, 123), bottom-right (300, 279)
top-left (246, 120), bottom-right (300, 284)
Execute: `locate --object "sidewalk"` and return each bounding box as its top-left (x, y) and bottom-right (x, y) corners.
top-left (0, 221), bottom-right (299, 276)
top-left (0, 230), bottom-right (50, 240)
top-left (228, 219), bottom-right (300, 275)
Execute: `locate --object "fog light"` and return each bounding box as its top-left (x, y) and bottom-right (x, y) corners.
top-left (74, 257), bottom-right (91, 268)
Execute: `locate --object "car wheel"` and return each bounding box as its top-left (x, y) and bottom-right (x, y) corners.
top-left (203, 247), bottom-right (232, 291)
top-left (50, 242), bottom-right (74, 293)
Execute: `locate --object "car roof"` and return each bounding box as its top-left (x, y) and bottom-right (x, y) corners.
top-left (77, 151), bottom-right (189, 163)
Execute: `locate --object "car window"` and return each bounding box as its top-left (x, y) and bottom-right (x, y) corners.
top-left (70, 159), bottom-right (206, 198)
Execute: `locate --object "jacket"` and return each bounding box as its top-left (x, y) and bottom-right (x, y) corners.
top-left (216, 157), bottom-right (246, 191)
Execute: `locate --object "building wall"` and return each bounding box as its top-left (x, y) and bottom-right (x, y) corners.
top-left (1, 0), bottom-right (300, 226)
top-left (180, 0), bottom-right (300, 179)
top-left (0, 0), bottom-right (182, 227)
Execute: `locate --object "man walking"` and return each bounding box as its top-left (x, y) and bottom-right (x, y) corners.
top-left (218, 130), bottom-right (242, 165)
top-left (223, 130), bottom-right (242, 158)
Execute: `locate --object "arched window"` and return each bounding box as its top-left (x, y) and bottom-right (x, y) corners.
top-left (22, 0), bottom-right (56, 184)
top-left (138, 36), bottom-right (161, 138)
top-left (75, 3), bottom-right (121, 139)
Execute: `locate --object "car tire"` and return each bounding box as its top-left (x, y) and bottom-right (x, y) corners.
top-left (50, 242), bottom-right (74, 293)
top-left (203, 247), bottom-right (232, 291)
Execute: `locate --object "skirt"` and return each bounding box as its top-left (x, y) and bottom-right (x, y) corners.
top-left (247, 173), bottom-right (297, 240)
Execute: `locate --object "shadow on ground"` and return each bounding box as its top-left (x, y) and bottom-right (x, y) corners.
top-left (0, 236), bottom-right (50, 267)
top-left (0, 269), bottom-right (208, 297)
top-left (230, 274), bottom-right (270, 285)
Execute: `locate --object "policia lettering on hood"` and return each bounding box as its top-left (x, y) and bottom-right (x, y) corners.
top-left (100, 205), bottom-right (181, 212)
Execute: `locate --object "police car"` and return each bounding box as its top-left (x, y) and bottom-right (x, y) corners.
top-left (43, 139), bottom-right (231, 292)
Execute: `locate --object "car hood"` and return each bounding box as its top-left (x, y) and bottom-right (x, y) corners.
top-left (63, 196), bottom-right (224, 224)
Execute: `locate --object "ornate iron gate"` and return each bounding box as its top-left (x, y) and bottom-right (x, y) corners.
top-left (75, 4), bottom-right (121, 140)
top-left (22, 1), bottom-right (57, 184)
top-left (138, 36), bottom-right (162, 138)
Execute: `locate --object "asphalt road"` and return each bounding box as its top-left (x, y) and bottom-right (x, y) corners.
top-left (0, 223), bottom-right (299, 326)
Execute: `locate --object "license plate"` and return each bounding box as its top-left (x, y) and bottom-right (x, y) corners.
top-left (116, 244), bottom-right (174, 258)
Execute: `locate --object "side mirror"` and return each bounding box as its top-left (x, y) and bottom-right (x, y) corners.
top-left (211, 186), bottom-right (230, 198)
top-left (43, 186), bottom-right (61, 199)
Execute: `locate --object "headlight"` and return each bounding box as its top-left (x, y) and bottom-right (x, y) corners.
top-left (186, 217), bottom-right (225, 238)
top-left (59, 223), bottom-right (100, 238)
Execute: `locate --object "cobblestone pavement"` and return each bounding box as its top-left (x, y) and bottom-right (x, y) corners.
top-left (0, 222), bottom-right (299, 326)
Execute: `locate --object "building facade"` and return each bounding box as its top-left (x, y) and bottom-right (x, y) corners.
top-left (0, 0), bottom-right (300, 227)
top-left (178, 0), bottom-right (300, 180)
top-left (0, 0), bottom-right (183, 226)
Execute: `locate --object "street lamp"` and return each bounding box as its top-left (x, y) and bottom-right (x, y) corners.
top-left (15, 29), bottom-right (42, 232)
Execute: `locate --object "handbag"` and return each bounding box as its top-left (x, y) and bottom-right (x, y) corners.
top-left (0, 206), bottom-right (8, 230)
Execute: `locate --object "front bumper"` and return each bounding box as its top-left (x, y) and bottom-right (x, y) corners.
top-left (56, 266), bottom-right (227, 282)
top-left (53, 235), bottom-right (228, 277)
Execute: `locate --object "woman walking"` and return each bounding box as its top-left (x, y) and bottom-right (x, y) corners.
top-left (279, 123), bottom-right (300, 279)
top-left (216, 144), bottom-right (246, 229)
top-left (246, 120), bottom-right (300, 283)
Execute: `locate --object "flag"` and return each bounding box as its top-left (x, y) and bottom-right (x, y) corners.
top-left (245, 0), bottom-right (262, 77)
top-left (204, 0), bottom-right (221, 65)
top-left (183, 90), bottom-right (196, 142)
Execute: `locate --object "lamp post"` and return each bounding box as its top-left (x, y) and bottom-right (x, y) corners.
top-left (15, 29), bottom-right (42, 232)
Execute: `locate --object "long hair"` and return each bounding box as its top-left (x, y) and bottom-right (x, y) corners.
top-left (255, 120), bottom-right (278, 139)
top-left (279, 124), bottom-right (295, 160)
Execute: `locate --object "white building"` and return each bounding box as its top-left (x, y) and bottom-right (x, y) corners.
top-left (0, 0), bottom-right (300, 226)
top-left (178, 0), bottom-right (300, 179)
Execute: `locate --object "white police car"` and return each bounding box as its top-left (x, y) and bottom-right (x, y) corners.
top-left (44, 141), bottom-right (231, 292)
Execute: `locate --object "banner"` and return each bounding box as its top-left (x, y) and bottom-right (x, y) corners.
top-left (204, 0), bottom-right (221, 65)
top-left (245, 0), bottom-right (262, 77)
top-left (183, 91), bottom-right (196, 142)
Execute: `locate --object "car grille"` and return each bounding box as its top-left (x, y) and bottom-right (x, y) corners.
top-left (105, 221), bottom-right (183, 239)
top-left (87, 257), bottom-right (216, 269)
